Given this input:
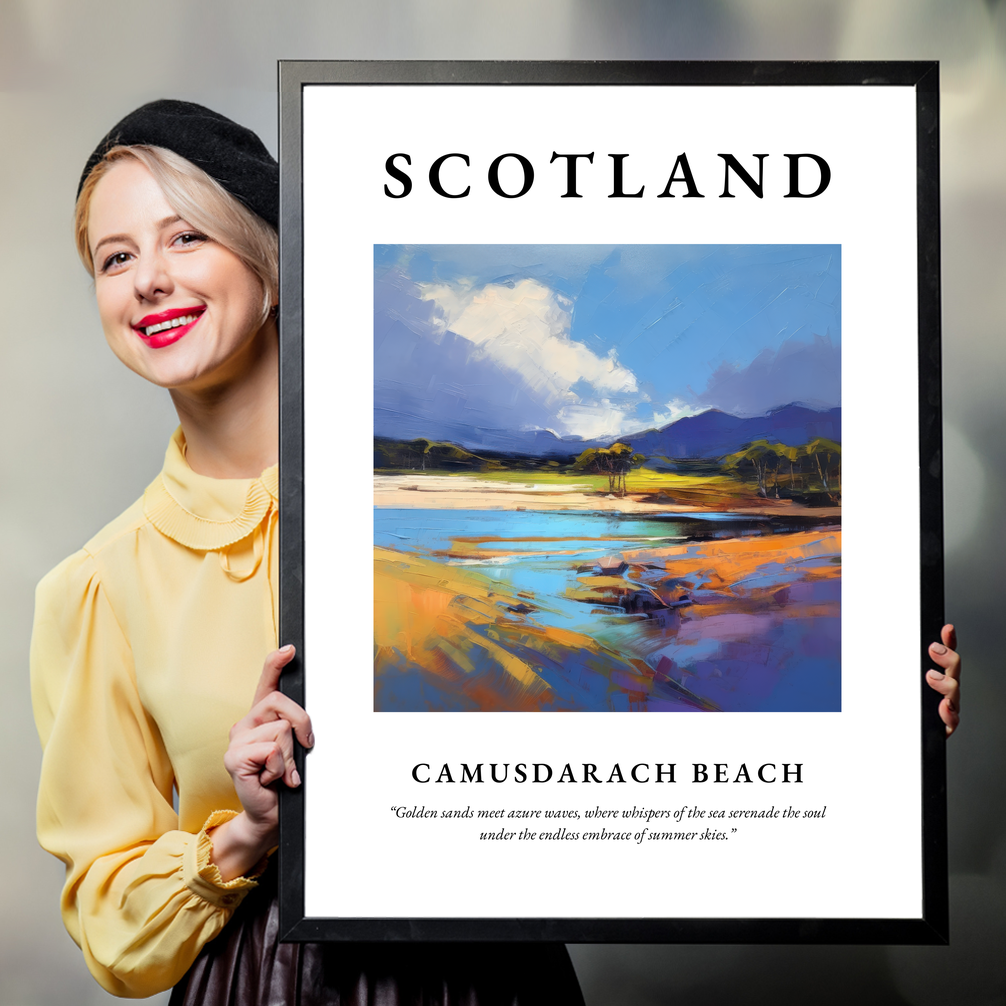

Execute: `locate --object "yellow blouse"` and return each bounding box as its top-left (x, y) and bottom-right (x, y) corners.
top-left (31, 429), bottom-right (279, 998)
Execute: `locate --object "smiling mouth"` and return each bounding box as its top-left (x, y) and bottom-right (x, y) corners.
top-left (142, 313), bottom-right (199, 337)
top-left (131, 307), bottom-right (207, 349)
top-left (134, 307), bottom-right (206, 338)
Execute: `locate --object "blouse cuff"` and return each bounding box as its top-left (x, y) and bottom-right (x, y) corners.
top-left (183, 810), bottom-right (269, 909)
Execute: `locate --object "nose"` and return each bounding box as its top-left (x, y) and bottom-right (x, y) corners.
top-left (133, 247), bottom-right (173, 303)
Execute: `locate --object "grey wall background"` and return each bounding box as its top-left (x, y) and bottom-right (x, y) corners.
top-left (1, 2), bottom-right (1003, 1003)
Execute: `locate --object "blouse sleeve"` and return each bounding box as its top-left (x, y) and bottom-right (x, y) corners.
top-left (30, 549), bottom-right (262, 998)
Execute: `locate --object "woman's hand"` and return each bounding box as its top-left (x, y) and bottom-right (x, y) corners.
top-left (926, 624), bottom-right (961, 738)
top-left (209, 645), bottom-right (314, 881)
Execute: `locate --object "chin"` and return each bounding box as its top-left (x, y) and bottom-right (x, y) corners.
top-left (110, 322), bottom-right (271, 393)
top-left (122, 352), bottom-right (218, 391)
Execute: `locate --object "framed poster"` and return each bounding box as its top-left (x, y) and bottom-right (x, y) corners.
top-left (277, 61), bottom-right (946, 943)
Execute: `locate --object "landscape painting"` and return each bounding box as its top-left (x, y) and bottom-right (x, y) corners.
top-left (373, 245), bottom-right (841, 713)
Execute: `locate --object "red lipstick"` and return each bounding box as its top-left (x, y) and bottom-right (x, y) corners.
top-left (132, 306), bottom-right (206, 349)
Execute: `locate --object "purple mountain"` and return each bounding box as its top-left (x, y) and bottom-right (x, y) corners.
top-left (375, 403), bottom-right (840, 462)
top-left (620, 405), bottom-right (841, 462)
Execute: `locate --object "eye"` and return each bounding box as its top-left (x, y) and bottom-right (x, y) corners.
top-left (100, 251), bottom-right (132, 274)
top-left (172, 230), bottom-right (208, 249)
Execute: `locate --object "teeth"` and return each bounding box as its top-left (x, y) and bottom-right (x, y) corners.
top-left (142, 313), bottom-right (199, 337)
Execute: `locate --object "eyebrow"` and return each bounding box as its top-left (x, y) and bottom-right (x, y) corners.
top-left (91, 215), bottom-right (185, 258)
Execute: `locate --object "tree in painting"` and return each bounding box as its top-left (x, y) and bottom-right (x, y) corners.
top-left (572, 444), bottom-right (647, 496)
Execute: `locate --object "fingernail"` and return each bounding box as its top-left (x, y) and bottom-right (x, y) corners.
top-left (280, 644), bottom-right (295, 654)
top-left (292, 768), bottom-right (301, 787)
top-left (946, 700), bottom-right (956, 713)
top-left (931, 643), bottom-right (947, 655)
top-left (928, 670), bottom-right (944, 680)
top-left (306, 732), bottom-right (315, 748)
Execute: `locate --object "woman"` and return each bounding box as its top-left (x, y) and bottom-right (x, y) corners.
top-left (31, 100), bottom-right (586, 1004)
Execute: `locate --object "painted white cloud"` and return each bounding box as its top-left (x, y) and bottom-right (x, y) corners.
top-left (649, 398), bottom-right (704, 427)
top-left (419, 279), bottom-right (639, 415)
top-left (552, 400), bottom-right (642, 441)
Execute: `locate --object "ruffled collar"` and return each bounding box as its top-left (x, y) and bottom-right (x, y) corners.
top-left (143, 428), bottom-right (278, 551)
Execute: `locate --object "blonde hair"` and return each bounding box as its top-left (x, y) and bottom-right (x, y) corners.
top-left (75, 145), bottom-right (278, 323)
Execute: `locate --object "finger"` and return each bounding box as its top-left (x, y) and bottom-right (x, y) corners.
top-left (926, 669), bottom-right (960, 707)
top-left (941, 624), bottom-right (957, 652)
top-left (928, 642), bottom-right (961, 680)
top-left (224, 739), bottom-right (287, 786)
top-left (233, 720), bottom-right (301, 788)
top-left (245, 690), bottom-right (314, 749)
top-left (939, 697), bottom-right (960, 737)
top-left (926, 671), bottom-right (961, 738)
top-left (252, 645), bottom-right (296, 707)
top-left (230, 698), bottom-right (313, 752)
top-left (258, 742), bottom-right (287, 787)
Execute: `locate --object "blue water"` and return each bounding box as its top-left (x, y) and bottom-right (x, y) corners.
top-left (375, 507), bottom-right (831, 631)
top-left (375, 508), bottom-right (786, 555)
top-left (374, 507), bottom-right (841, 712)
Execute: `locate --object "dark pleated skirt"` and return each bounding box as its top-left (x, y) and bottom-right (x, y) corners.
top-left (169, 869), bottom-right (584, 1006)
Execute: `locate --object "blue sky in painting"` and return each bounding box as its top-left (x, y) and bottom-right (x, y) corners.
top-left (374, 245), bottom-right (840, 442)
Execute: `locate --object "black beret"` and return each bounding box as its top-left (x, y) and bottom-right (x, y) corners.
top-left (78, 99), bottom-right (278, 228)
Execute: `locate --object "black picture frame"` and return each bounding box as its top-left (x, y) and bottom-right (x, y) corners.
top-left (277, 60), bottom-right (945, 944)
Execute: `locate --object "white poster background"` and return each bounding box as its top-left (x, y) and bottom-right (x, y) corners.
top-left (301, 85), bottom-right (920, 920)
